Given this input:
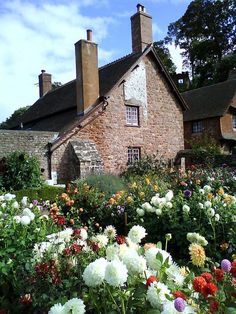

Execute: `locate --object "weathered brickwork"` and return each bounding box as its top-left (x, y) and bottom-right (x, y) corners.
top-left (51, 55), bottom-right (184, 182)
top-left (0, 130), bottom-right (57, 179)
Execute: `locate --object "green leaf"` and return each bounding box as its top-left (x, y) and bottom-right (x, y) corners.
top-left (156, 241), bottom-right (162, 249)
top-left (146, 310), bottom-right (161, 314)
top-left (225, 308), bottom-right (236, 314)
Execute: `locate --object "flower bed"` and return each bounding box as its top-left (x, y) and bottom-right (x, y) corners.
top-left (0, 193), bottom-right (235, 313)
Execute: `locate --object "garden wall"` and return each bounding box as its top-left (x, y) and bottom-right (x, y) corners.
top-left (0, 130), bottom-right (58, 179)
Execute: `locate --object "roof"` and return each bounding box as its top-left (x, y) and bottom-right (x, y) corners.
top-left (12, 46), bottom-right (187, 132)
top-left (183, 78), bottom-right (236, 122)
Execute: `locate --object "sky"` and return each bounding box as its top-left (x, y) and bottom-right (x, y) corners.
top-left (0, 0), bottom-right (192, 123)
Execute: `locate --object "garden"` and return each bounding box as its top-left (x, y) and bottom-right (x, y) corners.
top-left (0, 152), bottom-right (236, 313)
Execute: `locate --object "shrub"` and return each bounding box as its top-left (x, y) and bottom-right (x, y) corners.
top-left (1, 152), bottom-right (42, 191)
top-left (14, 185), bottom-right (65, 202)
top-left (122, 153), bottom-right (169, 177)
top-left (84, 173), bottom-right (126, 198)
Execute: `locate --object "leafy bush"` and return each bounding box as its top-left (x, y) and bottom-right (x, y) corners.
top-left (1, 152), bottom-right (43, 191)
top-left (122, 153), bottom-right (169, 177)
top-left (188, 133), bottom-right (222, 166)
top-left (14, 185), bottom-right (65, 202)
top-left (84, 173), bottom-right (126, 198)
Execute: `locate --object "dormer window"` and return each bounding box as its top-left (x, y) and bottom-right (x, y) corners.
top-left (233, 115), bottom-right (236, 130)
top-left (192, 120), bottom-right (203, 133)
top-left (126, 105), bottom-right (139, 126)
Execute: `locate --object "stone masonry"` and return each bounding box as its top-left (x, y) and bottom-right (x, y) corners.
top-left (0, 130), bottom-right (58, 179)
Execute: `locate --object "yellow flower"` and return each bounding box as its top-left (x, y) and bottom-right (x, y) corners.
top-left (145, 178), bottom-right (151, 185)
top-left (196, 179), bottom-right (201, 185)
top-left (139, 191), bottom-right (145, 198)
top-left (189, 243), bottom-right (206, 267)
top-left (218, 187), bottom-right (224, 195)
top-left (207, 193), bottom-right (213, 199)
top-left (131, 182), bottom-right (137, 189)
top-left (153, 185), bottom-right (158, 192)
top-left (127, 196), bottom-right (133, 203)
top-left (108, 198), bottom-right (116, 205)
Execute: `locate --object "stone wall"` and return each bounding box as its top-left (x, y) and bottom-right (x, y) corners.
top-left (0, 130), bottom-right (57, 179)
top-left (51, 53), bottom-right (185, 182)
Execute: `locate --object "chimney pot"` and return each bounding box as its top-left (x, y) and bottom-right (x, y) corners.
top-left (41, 69), bottom-right (46, 73)
top-left (137, 4), bottom-right (145, 12)
top-left (38, 70), bottom-right (52, 97)
top-left (87, 29), bottom-right (92, 41)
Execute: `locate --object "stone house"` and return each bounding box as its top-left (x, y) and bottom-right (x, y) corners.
top-left (183, 70), bottom-right (236, 152)
top-left (1, 4), bottom-right (187, 183)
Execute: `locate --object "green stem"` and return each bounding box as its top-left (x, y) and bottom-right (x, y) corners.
top-left (106, 284), bottom-right (121, 313)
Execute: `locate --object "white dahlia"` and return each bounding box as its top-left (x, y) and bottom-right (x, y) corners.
top-left (83, 258), bottom-right (107, 287)
top-left (128, 225), bottom-right (147, 244)
top-left (122, 249), bottom-right (147, 274)
top-left (105, 260), bottom-right (128, 287)
top-left (48, 303), bottom-right (65, 314)
top-left (63, 297), bottom-right (86, 314)
top-left (145, 247), bottom-right (172, 270)
top-left (147, 282), bottom-right (171, 308)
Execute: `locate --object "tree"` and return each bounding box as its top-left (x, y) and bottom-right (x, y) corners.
top-left (0, 106), bottom-right (30, 129)
top-left (153, 40), bottom-right (177, 74)
top-left (166, 0), bottom-right (236, 88)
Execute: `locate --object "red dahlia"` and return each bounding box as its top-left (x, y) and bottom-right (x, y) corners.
top-left (213, 268), bottom-right (224, 282)
top-left (230, 261), bottom-right (236, 278)
top-left (201, 272), bottom-right (213, 283)
top-left (201, 283), bottom-right (218, 298)
top-left (209, 299), bottom-right (219, 313)
top-left (115, 235), bottom-right (126, 244)
top-left (193, 276), bottom-right (207, 293)
top-left (146, 275), bottom-right (158, 286)
top-left (173, 291), bottom-right (187, 300)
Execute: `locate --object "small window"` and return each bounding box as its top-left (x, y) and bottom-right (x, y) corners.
top-left (178, 79), bottom-right (184, 84)
top-left (233, 115), bottom-right (236, 129)
top-left (192, 121), bottom-right (203, 133)
top-left (126, 106), bottom-right (139, 126)
top-left (128, 147), bottom-right (140, 164)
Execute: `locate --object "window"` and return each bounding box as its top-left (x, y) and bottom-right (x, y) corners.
top-left (233, 115), bottom-right (236, 129)
top-left (128, 147), bottom-right (140, 164)
top-left (192, 121), bottom-right (203, 133)
top-left (126, 106), bottom-right (139, 126)
top-left (178, 79), bottom-right (184, 84)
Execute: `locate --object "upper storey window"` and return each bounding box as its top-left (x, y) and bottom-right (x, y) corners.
top-left (126, 105), bottom-right (139, 126)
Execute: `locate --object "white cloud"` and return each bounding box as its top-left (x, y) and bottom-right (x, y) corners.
top-left (167, 43), bottom-right (184, 72)
top-left (152, 22), bottom-right (164, 38)
top-left (0, 0), bottom-right (115, 123)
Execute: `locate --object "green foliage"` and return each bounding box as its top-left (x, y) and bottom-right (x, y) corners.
top-left (0, 106), bottom-right (29, 129)
top-left (188, 133), bottom-right (222, 165)
top-left (1, 152), bottom-right (43, 191)
top-left (84, 173), bottom-right (126, 198)
top-left (122, 153), bottom-right (169, 178)
top-left (166, 0), bottom-right (235, 88)
top-left (14, 185), bottom-right (65, 202)
top-left (153, 40), bottom-right (177, 74)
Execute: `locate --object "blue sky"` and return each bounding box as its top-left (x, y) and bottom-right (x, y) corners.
top-left (0, 0), bottom-right (191, 123)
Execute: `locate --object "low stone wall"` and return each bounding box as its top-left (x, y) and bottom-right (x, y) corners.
top-left (0, 130), bottom-right (58, 179)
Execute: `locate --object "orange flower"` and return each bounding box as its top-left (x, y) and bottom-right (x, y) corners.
top-left (207, 193), bottom-right (214, 199)
top-left (213, 268), bottom-right (224, 282)
top-left (146, 275), bottom-right (158, 286)
top-left (173, 291), bottom-right (187, 300)
top-left (201, 283), bottom-right (218, 298)
top-left (193, 276), bottom-right (207, 293)
top-left (144, 243), bottom-right (156, 251)
top-left (108, 198), bottom-right (116, 205)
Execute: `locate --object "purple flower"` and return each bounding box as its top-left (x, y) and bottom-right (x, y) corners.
top-left (32, 200), bottom-right (38, 206)
top-left (174, 297), bottom-right (186, 312)
top-left (221, 259), bottom-right (231, 272)
top-left (184, 190), bottom-right (192, 198)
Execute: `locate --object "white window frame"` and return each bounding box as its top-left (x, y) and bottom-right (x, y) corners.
top-left (126, 105), bottom-right (139, 126)
top-left (128, 147), bottom-right (140, 164)
top-left (192, 120), bottom-right (203, 133)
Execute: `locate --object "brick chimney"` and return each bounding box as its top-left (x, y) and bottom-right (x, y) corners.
top-left (38, 70), bottom-right (52, 97)
top-left (75, 29), bottom-right (99, 116)
top-left (131, 4), bottom-right (153, 53)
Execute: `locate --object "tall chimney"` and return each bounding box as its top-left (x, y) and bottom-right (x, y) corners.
top-left (75, 29), bottom-right (99, 116)
top-left (131, 4), bottom-right (153, 53)
top-left (38, 70), bottom-right (52, 97)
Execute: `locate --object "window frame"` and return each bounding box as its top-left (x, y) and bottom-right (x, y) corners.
top-left (192, 120), bottom-right (203, 134)
top-left (127, 147), bottom-right (141, 164)
top-left (125, 105), bottom-right (139, 126)
top-left (232, 115), bottom-right (236, 130)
